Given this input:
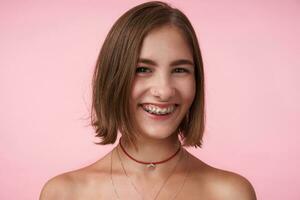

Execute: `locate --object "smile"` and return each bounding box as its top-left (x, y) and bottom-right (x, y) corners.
top-left (141, 104), bottom-right (177, 115)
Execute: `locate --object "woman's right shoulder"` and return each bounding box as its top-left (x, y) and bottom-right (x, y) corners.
top-left (39, 153), bottom-right (112, 200)
top-left (39, 172), bottom-right (76, 200)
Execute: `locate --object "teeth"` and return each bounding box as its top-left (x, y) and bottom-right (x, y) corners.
top-left (142, 104), bottom-right (175, 115)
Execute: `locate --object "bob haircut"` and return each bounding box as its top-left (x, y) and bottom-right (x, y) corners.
top-left (91, 1), bottom-right (205, 148)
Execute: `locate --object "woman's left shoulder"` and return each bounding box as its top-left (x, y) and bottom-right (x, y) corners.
top-left (188, 154), bottom-right (257, 200)
top-left (208, 168), bottom-right (257, 200)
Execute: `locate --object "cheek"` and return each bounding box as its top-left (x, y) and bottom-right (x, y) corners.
top-left (130, 79), bottom-right (144, 103)
top-left (178, 78), bottom-right (196, 104)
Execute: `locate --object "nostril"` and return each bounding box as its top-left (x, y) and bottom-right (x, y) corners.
top-left (150, 87), bottom-right (175, 98)
top-left (150, 88), bottom-right (160, 96)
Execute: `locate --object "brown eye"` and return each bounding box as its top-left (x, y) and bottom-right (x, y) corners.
top-left (136, 67), bottom-right (151, 73)
top-left (173, 68), bottom-right (189, 73)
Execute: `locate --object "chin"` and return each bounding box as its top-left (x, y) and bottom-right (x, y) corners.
top-left (137, 127), bottom-right (179, 141)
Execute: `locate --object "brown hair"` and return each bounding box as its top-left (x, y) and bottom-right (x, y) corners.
top-left (91, 1), bottom-right (205, 147)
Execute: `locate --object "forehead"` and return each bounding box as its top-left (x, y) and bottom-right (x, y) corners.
top-left (139, 25), bottom-right (193, 62)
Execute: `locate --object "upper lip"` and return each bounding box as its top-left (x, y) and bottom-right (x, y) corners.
top-left (140, 103), bottom-right (178, 108)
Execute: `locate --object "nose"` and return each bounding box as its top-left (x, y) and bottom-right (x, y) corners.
top-left (150, 75), bottom-right (175, 101)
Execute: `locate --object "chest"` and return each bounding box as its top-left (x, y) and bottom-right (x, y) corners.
top-left (68, 177), bottom-right (218, 200)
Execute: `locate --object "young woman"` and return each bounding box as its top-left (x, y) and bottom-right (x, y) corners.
top-left (40, 1), bottom-right (256, 199)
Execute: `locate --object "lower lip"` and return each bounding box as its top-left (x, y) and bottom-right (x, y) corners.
top-left (140, 106), bottom-right (177, 120)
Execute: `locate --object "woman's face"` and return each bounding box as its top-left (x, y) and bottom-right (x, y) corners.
top-left (130, 25), bottom-right (196, 140)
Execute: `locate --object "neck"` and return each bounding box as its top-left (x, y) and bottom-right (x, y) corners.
top-left (121, 134), bottom-right (180, 161)
top-left (117, 134), bottom-right (183, 175)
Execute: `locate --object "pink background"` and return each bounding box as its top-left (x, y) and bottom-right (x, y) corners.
top-left (1, 0), bottom-right (299, 199)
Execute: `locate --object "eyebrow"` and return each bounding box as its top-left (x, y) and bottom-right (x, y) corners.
top-left (137, 58), bottom-right (194, 67)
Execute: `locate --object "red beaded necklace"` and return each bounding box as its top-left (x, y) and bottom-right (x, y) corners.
top-left (119, 141), bottom-right (181, 168)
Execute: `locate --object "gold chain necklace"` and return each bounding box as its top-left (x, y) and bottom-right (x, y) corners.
top-left (117, 146), bottom-right (144, 200)
top-left (117, 145), bottom-right (182, 199)
top-left (110, 147), bottom-right (190, 200)
top-left (110, 148), bottom-right (121, 200)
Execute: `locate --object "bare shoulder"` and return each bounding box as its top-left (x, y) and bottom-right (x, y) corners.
top-left (206, 167), bottom-right (257, 200)
top-left (39, 153), bottom-right (112, 200)
top-left (39, 172), bottom-right (74, 200)
top-left (187, 153), bottom-right (257, 200)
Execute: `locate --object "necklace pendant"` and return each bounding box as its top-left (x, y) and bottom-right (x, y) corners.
top-left (147, 163), bottom-right (156, 169)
